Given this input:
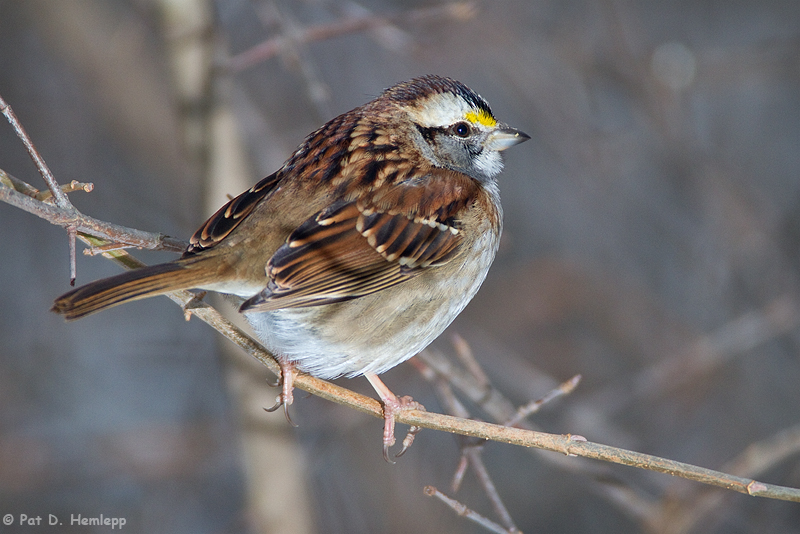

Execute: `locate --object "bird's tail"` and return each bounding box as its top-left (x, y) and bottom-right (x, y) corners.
top-left (52, 261), bottom-right (216, 320)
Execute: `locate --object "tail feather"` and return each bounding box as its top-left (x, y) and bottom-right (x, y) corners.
top-left (52, 261), bottom-right (211, 320)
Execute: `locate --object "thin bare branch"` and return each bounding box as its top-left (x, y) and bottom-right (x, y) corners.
top-left (723, 423), bottom-right (800, 478)
top-left (659, 423), bottom-right (800, 534)
top-left (227, 2), bottom-right (478, 73)
top-left (418, 347), bottom-right (517, 422)
top-left (631, 296), bottom-right (799, 404)
top-left (67, 225), bottom-right (77, 285)
top-left (83, 242), bottom-right (138, 255)
top-left (0, 168), bottom-right (186, 253)
top-left (464, 446), bottom-right (521, 533)
top-left (504, 374), bottom-right (582, 427)
top-left (451, 452), bottom-right (470, 493)
top-left (0, 94), bottom-right (72, 209)
top-left (424, 486), bottom-right (514, 534)
top-left (1, 170), bottom-right (93, 201)
top-left (452, 333), bottom-right (492, 388)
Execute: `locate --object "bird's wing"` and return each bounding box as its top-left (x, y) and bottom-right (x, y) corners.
top-left (240, 169), bottom-right (478, 311)
top-left (184, 171), bottom-right (282, 255)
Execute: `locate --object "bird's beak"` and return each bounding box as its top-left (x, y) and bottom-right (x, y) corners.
top-left (487, 126), bottom-right (530, 151)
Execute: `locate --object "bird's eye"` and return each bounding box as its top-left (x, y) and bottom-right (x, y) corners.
top-left (451, 122), bottom-right (472, 138)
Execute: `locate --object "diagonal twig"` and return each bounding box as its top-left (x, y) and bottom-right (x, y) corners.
top-left (0, 94), bottom-right (71, 209)
top-left (424, 486), bottom-right (514, 534)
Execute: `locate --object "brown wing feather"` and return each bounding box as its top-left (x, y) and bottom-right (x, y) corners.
top-left (184, 171), bottom-right (282, 255)
top-left (240, 170), bottom-right (478, 312)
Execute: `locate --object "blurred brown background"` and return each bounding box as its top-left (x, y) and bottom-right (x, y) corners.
top-left (1, 1), bottom-right (799, 533)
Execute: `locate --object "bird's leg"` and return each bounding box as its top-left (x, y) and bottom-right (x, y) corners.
top-left (264, 358), bottom-right (298, 427)
top-left (365, 373), bottom-right (425, 463)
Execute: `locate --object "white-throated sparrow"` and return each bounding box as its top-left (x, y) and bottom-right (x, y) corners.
top-left (53, 75), bottom-right (529, 460)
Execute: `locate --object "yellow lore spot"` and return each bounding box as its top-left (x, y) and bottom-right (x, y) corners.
top-left (464, 109), bottom-right (497, 127)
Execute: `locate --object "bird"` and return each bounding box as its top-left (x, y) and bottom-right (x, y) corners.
top-left (52, 75), bottom-right (529, 461)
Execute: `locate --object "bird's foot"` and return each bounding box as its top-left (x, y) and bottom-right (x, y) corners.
top-left (264, 359), bottom-right (298, 427)
top-left (366, 373), bottom-right (425, 463)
